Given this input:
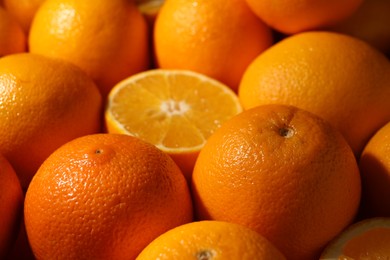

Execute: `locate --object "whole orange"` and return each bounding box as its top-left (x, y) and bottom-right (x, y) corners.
top-left (0, 6), bottom-right (26, 56)
top-left (359, 121), bottom-right (390, 218)
top-left (0, 53), bottom-right (102, 189)
top-left (3, 0), bottom-right (46, 33)
top-left (0, 154), bottom-right (23, 258)
top-left (137, 220), bottom-right (286, 260)
top-left (192, 104), bottom-right (361, 260)
top-left (238, 31), bottom-right (390, 156)
top-left (245, 0), bottom-right (363, 34)
top-left (24, 133), bottom-right (193, 259)
top-left (153, 0), bottom-right (273, 91)
top-left (29, 0), bottom-right (149, 97)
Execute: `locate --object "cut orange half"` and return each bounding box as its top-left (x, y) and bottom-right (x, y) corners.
top-left (104, 69), bottom-right (243, 180)
top-left (320, 217), bottom-right (390, 259)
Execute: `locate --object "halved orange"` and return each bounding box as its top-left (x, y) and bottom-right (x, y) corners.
top-left (104, 69), bottom-right (243, 180)
top-left (320, 217), bottom-right (390, 259)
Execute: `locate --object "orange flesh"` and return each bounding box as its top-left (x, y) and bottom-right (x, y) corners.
top-left (108, 71), bottom-right (241, 152)
top-left (341, 228), bottom-right (390, 258)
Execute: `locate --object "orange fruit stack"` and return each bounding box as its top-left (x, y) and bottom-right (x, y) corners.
top-left (192, 104), bottom-right (361, 259)
top-left (24, 133), bottom-right (193, 259)
top-left (239, 31), bottom-right (390, 156)
top-left (1, 0), bottom-right (390, 258)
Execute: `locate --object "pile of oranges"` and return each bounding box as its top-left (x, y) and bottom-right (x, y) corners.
top-left (1, 0), bottom-right (390, 259)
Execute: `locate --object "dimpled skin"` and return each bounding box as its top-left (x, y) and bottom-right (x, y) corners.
top-left (239, 31), bottom-right (390, 156)
top-left (24, 133), bottom-right (193, 260)
top-left (154, 0), bottom-right (273, 91)
top-left (29, 0), bottom-right (149, 97)
top-left (137, 220), bottom-right (287, 260)
top-left (192, 104), bottom-right (362, 260)
top-left (0, 53), bottom-right (102, 189)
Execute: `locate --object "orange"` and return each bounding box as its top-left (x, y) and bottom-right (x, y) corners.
top-left (0, 53), bottom-right (102, 189)
top-left (105, 69), bottom-right (242, 180)
top-left (0, 154), bottom-right (23, 258)
top-left (359, 121), bottom-right (390, 218)
top-left (320, 217), bottom-right (390, 259)
top-left (238, 31), bottom-right (390, 156)
top-left (191, 104), bottom-right (361, 260)
top-left (24, 133), bottom-right (193, 259)
top-left (153, 0), bottom-right (273, 91)
top-left (327, 0), bottom-right (390, 55)
top-left (136, 220), bottom-right (286, 260)
top-left (0, 6), bottom-right (26, 56)
top-left (245, 0), bottom-right (363, 34)
top-left (29, 0), bottom-right (149, 97)
top-left (3, 0), bottom-right (46, 33)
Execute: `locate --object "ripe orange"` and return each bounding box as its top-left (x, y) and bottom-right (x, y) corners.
top-left (0, 154), bottom-right (23, 258)
top-left (24, 133), bottom-right (193, 259)
top-left (327, 0), bottom-right (390, 55)
top-left (192, 104), bottom-right (361, 260)
top-left (0, 53), bottom-right (102, 189)
top-left (3, 0), bottom-right (46, 33)
top-left (154, 0), bottom-right (273, 91)
top-left (359, 121), bottom-right (390, 218)
top-left (245, 0), bottom-right (363, 34)
top-left (29, 0), bottom-right (149, 97)
top-left (136, 220), bottom-right (286, 260)
top-left (238, 31), bottom-right (390, 156)
top-left (0, 6), bottom-right (26, 56)
top-left (105, 69), bottom-right (242, 180)
top-left (320, 217), bottom-right (390, 259)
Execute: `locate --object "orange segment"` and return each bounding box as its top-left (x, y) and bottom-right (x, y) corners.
top-left (105, 69), bottom-right (243, 179)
